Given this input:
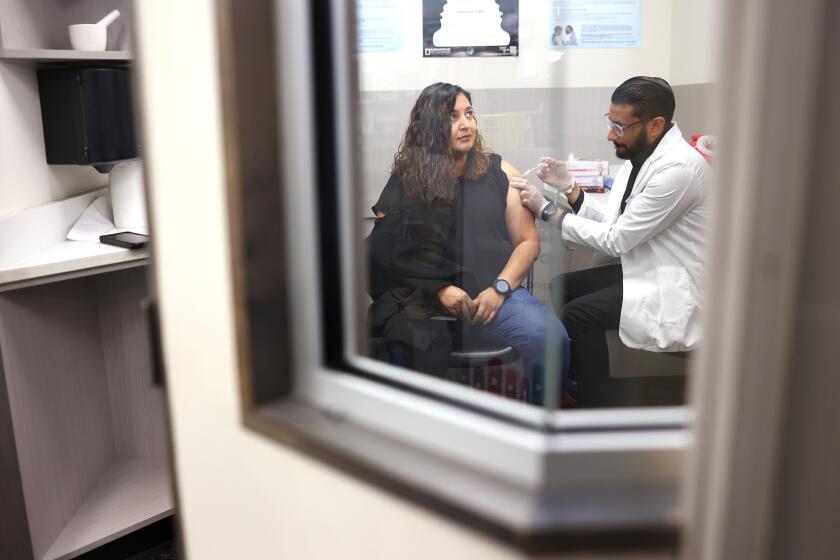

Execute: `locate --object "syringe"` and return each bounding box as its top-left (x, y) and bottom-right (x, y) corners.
top-left (521, 163), bottom-right (544, 178)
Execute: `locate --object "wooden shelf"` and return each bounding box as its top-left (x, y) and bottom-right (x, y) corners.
top-left (0, 48), bottom-right (132, 62)
top-left (41, 457), bottom-right (173, 560)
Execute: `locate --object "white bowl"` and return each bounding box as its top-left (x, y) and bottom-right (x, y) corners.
top-left (69, 24), bottom-right (107, 51)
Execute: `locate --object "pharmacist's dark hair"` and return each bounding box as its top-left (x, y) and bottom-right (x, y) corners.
top-left (611, 76), bottom-right (675, 123)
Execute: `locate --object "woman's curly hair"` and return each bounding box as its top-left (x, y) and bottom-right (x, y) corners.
top-left (392, 82), bottom-right (490, 203)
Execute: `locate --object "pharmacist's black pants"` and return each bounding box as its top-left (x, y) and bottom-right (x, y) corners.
top-left (550, 264), bottom-right (686, 408)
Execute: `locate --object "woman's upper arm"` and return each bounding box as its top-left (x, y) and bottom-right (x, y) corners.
top-left (372, 175), bottom-right (403, 218)
top-left (500, 160), bottom-right (538, 246)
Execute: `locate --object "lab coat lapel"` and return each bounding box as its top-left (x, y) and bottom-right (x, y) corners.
top-left (605, 162), bottom-right (631, 224)
top-left (622, 123), bottom-right (683, 209)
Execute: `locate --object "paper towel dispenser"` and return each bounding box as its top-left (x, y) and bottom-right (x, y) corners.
top-left (37, 65), bottom-right (138, 173)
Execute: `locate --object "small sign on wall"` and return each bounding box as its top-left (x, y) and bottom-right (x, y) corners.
top-left (549, 0), bottom-right (641, 49)
top-left (357, 0), bottom-right (404, 53)
top-left (423, 0), bottom-right (520, 57)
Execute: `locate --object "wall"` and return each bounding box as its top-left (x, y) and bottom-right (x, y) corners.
top-left (669, 0), bottom-right (722, 86)
top-left (135, 0), bottom-right (676, 558)
top-left (0, 62), bottom-right (107, 217)
top-left (357, 0), bottom-right (674, 91)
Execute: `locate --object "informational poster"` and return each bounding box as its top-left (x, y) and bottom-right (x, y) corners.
top-left (422, 0), bottom-right (519, 57)
top-left (549, 0), bottom-right (641, 49)
top-left (357, 0), bottom-right (404, 52)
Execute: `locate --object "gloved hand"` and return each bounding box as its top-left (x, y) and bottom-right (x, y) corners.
top-left (536, 157), bottom-right (574, 193)
top-left (509, 177), bottom-right (546, 217)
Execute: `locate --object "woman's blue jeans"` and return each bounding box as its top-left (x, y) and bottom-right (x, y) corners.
top-left (476, 287), bottom-right (571, 384)
top-left (387, 288), bottom-right (571, 396)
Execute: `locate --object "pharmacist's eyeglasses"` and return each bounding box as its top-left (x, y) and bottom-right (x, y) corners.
top-left (604, 114), bottom-right (642, 137)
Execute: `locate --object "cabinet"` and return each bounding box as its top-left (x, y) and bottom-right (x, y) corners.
top-left (0, 265), bottom-right (172, 560)
top-left (0, 190), bottom-right (171, 560)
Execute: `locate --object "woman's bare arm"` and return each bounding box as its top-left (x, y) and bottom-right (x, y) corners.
top-left (498, 160), bottom-right (540, 289)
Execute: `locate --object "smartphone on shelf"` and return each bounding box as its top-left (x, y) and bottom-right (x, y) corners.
top-left (99, 231), bottom-right (149, 249)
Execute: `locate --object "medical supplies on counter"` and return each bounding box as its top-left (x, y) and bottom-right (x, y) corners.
top-left (566, 156), bottom-right (610, 192)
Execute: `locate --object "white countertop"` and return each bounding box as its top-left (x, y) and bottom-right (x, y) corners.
top-left (0, 190), bottom-right (151, 292)
top-left (0, 240), bottom-right (149, 291)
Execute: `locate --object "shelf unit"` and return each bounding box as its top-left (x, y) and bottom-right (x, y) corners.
top-left (0, 267), bottom-right (172, 560)
top-left (0, 0), bottom-right (133, 54)
top-left (42, 458), bottom-right (172, 560)
top-left (0, 4), bottom-right (167, 558)
top-left (0, 49), bottom-right (132, 62)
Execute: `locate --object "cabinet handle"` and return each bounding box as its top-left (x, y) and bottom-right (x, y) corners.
top-left (141, 297), bottom-right (166, 387)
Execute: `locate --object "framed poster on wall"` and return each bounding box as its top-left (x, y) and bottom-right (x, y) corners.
top-left (422, 0), bottom-right (519, 57)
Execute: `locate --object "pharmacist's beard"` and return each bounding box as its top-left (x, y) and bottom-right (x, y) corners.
top-left (613, 133), bottom-right (649, 160)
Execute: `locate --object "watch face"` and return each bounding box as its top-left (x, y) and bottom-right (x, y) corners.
top-left (541, 201), bottom-right (557, 221)
top-left (494, 279), bottom-right (510, 294)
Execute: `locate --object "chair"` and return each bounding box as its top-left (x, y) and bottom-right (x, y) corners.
top-left (369, 272), bottom-right (536, 402)
top-left (606, 331), bottom-right (690, 378)
top-left (439, 271), bottom-right (535, 402)
top-left (603, 331), bottom-right (689, 406)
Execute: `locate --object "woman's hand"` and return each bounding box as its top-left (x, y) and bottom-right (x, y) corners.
top-left (437, 285), bottom-right (476, 321)
top-left (471, 288), bottom-right (505, 325)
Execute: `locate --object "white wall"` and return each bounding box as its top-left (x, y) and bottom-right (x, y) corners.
top-left (560, 0), bottom-right (674, 88)
top-left (358, 0), bottom-right (676, 91)
top-left (357, 0), bottom-right (725, 92)
top-left (0, 62), bottom-right (107, 217)
top-left (135, 1), bottom-right (675, 558)
top-left (669, 0), bottom-right (722, 85)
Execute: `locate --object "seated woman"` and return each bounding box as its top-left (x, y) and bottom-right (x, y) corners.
top-left (367, 82), bottom-right (570, 398)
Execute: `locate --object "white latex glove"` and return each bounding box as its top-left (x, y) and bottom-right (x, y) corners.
top-left (536, 157), bottom-right (574, 193)
top-left (509, 177), bottom-right (546, 217)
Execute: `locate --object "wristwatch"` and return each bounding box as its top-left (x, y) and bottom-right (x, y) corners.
top-left (493, 278), bottom-right (512, 298)
top-left (540, 200), bottom-right (558, 222)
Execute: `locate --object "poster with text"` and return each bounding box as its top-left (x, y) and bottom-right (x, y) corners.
top-left (357, 0), bottom-right (404, 52)
top-left (549, 0), bottom-right (641, 49)
top-left (423, 0), bottom-right (519, 57)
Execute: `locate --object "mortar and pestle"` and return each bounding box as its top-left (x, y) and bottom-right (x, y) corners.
top-left (68, 10), bottom-right (121, 51)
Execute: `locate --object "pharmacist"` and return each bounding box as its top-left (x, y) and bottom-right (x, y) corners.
top-left (510, 76), bottom-right (712, 405)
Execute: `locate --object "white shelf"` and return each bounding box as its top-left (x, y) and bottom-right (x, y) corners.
top-left (42, 457), bottom-right (174, 560)
top-left (0, 239), bottom-right (149, 291)
top-left (0, 48), bottom-right (132, 62)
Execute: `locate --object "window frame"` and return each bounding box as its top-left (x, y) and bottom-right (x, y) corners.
top-left (683, 0), bottom-right (831, 556)
top-left (219, 0), bottom-right (690, 552)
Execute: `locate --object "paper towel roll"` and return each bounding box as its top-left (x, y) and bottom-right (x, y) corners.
top-left (109, 160), bottom-right (148, 233)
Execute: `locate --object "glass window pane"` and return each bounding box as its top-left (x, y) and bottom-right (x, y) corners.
top-left (353, 0), bottom-right (719, 414)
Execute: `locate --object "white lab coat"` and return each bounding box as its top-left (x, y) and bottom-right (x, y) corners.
top-left (561, 124), bottom-right (712, 352)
